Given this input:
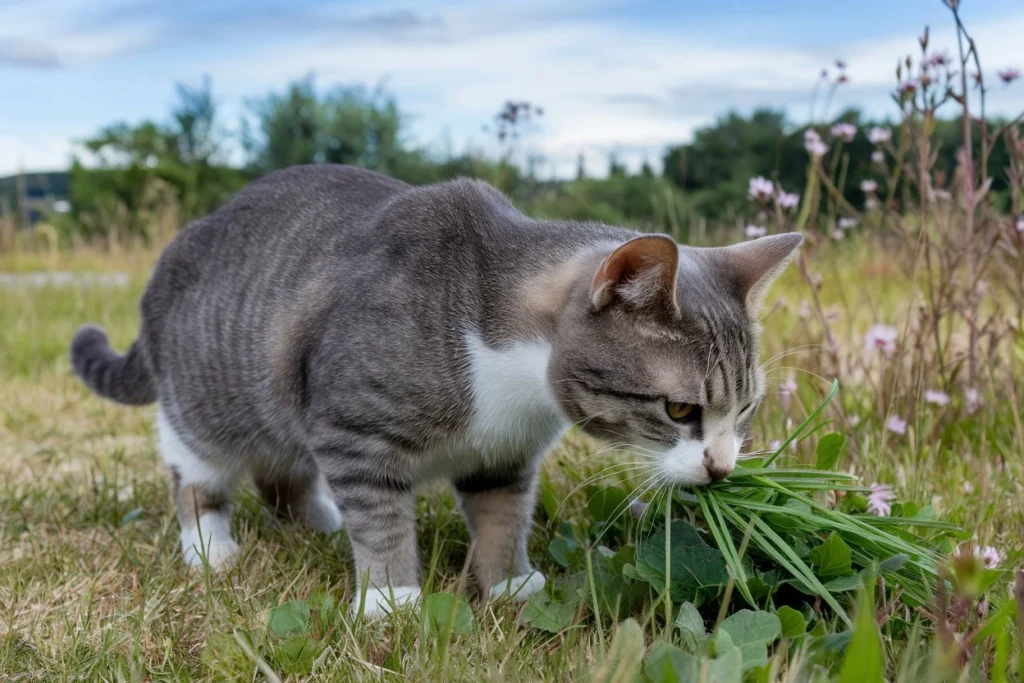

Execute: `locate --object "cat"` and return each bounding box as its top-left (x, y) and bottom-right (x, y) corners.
top-left (70, 165), bottom-right (801, 618)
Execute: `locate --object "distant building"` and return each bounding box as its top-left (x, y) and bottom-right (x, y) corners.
top-left (0, 172), bottom-right (71, 227)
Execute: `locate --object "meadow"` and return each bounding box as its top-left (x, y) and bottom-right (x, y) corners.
top-left (3, 2), bottom-right (1024, 681)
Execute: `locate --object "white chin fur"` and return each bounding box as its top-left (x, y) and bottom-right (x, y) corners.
top-left (654, 440), bottom-right (711, 485)
top-left (489, 571), bottom-right (546, 602)
top-left (353, 585), bottom-right (422, 620)
top-left (181, 513), bottom-right (239, 570)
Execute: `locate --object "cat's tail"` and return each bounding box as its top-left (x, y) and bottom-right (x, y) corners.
top-left (70, 324), bottom-right (157, 405)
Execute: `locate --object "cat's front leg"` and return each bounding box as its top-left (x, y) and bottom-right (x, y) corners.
top-left (454, 463), bottom-right (546, 602)
top-left (320, 456), bottom-right (421, 619)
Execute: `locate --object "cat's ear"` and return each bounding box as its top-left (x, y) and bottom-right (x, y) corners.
top-left (717, 232), bottom-right (803, 313)
top-left (591, 235), bottom-right (679, 314)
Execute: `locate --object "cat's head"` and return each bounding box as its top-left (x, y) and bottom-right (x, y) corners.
top-left (548, 232), bottom-right (802, 486)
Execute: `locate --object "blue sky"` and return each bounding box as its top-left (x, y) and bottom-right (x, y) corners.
top-left (2, 0), bottom-right (1023, 176)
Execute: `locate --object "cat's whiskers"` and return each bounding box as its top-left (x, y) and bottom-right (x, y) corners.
top-left (760, 344), bottom-right (826, 370)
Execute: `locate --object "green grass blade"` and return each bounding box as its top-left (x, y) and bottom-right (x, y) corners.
top-left (763, 378), bottom-right (840, 468)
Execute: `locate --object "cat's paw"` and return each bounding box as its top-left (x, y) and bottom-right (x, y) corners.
top-left (489, 570), bottom-right (546, 602)
top-left (180, 517), bottom-right (240, 570)
top-left (352, 585), bottom-right (422, 620)
top-left (305, 492), bottom-right (344, 535)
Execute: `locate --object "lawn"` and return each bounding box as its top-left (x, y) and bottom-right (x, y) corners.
top-left (1, 236), bottom-right (1022, 681)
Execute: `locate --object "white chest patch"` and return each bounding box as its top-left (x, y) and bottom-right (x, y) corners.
top-left (419, 332), bottom-right (567, 481)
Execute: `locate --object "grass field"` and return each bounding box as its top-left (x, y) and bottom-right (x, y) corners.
top-left (1, 237), bottom-right (1022, 682)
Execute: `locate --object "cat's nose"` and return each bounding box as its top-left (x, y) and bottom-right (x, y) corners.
top-left (703, 448), bottom-right (733, 482)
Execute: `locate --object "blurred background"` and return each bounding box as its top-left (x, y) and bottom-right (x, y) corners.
top-left (2, 0), bottom-right (1023, 242)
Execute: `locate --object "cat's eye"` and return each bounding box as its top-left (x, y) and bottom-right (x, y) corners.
top-left (666, 401), bottom-right (699, 422)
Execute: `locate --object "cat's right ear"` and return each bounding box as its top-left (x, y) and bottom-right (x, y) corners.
top-left (590, 235), bottom-right (680, 314)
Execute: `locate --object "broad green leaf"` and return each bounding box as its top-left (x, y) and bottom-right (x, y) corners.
top-left (777, 606), bottom-right (807, 638)
top-left (588, 486), bottom-right (629, 524)
top-left (709, 629), bottom-right (744, 682)
top-left (816, 433), bottom-right (846, 470)
top-left (718, 609), bottom-right (781, 672)
top-left (424, 592), bottom-right (473, 635)
top-left (643, 643), bottom-right (699, 683)
top-left (839, 578), bottom-right (883, 683)
top-left (520, 590), bottom-right (578, 633)
top-left (635, 521), bottom-right (730, 605)
top-left (270, 635), bottom-right (319, 675)
top-left (823, 575), bottom-right (864, 592)
top-left (878, 554), bottom-right (909, 572)
top-left (674, 601), bottom-right (707, 651)
top-left (808, 533), bottom-right (853, 577)
top-left (548, 536), bottom-right (580, 568)
top-left (538, 470), bottom-right (559, 520)
top-left (269, 600), bottom-right (310, 638)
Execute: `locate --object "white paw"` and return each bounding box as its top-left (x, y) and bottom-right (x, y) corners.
top-left (181, 514), bottom-right (239, 570)
top-left (307, 492), bottom-right (344, 535)
top-left (352, 585), bottom-right (422, 620)
top-left (489, 571), bottom-right (546, 602)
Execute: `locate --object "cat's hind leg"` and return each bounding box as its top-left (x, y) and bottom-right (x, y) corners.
top-left (254, 456), bottom-right (343, 535)
top-left (158, 408), bottom-right (242, 570)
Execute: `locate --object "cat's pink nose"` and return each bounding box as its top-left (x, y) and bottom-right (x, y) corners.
top-left (703, 448), bottom-right (731, 482)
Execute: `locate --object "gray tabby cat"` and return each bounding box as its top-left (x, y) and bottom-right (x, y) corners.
top-left (70, 165), bottom-right (800, 618)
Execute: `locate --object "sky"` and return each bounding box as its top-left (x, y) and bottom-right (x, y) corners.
top-left (2, 0), bottom-right (1023, 178)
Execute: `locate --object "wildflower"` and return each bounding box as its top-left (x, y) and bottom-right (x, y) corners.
top-left (872, 150), bottom-right (885, 164)
top-left (798, 300), bottom-right (810, 320)
top-left (978, 545), bottom-right (1005, 569)
top-left (978, 598), bottom-right (989, 618)
top-left (997, 68), bottom-right (1021, 84)
top-left (924, 389), bottom-right (950, 406)
top-left (861, 179), bottom-right (878, 193)
top-left (965, 387), bottom-right (983, 415)
top-left (778, 377), bottom-right (798, 410)
top-left (930, 188), bottom-right (952, 201)
top-left (867, 483), bottom-right (896, 516)
top-left (776, 190), bottom-right (799, 210)
top-left (1017, 217), bottom-right (1024, 233)
top-left (922, 50), bottom-right (951, 68)
top-left (837, 74), bottom-right (849, 85)
top-left (835, 59), bottom-right (847, 70)
top-left (898, 80), bottom-right (918, 96)
top-left (744, 224), bottom-right (767, 238)
top-left (886, 415), bottom-right (907, 436)
top-left (838, 217), bottom-right (858, 230)
top-left (628, 498), bottom-right (650, 518)
top-left (831, 229), bottom-right (844, 241)
top-left (804, 129), bottom-right (829, 158)
top-left (865, 197), bottom-right (879, 211)
top-left (866, 323), bottom-right (898, 354)
top-left (769, 439), bottom-right (782, 452)
top-left (748, 176), bottom-right (774, 201)
top-left (830, 122), bottom-right (856, 142)
top-left (868, 127), bottom-right (892, 144)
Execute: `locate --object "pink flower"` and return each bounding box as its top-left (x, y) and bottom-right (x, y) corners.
top-left (886, 415), bottom-right (907, 436)
top-left (868, 127), bottom-right (892, 144)
top-left (778, 377), bottom-right (798, 410)
top-left (872, 150), bottom-right (885, 164)
top-left (924, 389), bottom-right (951, 406)
top-left (865, 197), bottom-right (879, 211)
top-left (898, 81), bottom-right (918, 96)
top-left (744, 224), bottom-right (767, 238)
top-left (997, 68), bottom-right (1021, 84)
top-left (831, 229), bottom-right (844, 241)
top-left (629, 498), bottom-right (650, 518)
top-left (804, 129), bottom-right (830, 158)
top-left (748, 176), bottom-right (774, 201)
top-left (965, 388), bottom-right (983, 415)
top-left (776, 191), bottom-right (799, 210)
top-left (978, 598), bottom-right (989, 618)
top-left (769, 439), bottom-right (782, 452)
top-left (978, 545), bottom-right (1005, 569)
top-left (830, 122), bottom-right (856, 142)
top-left (837, 74), bottom-right (849, 85)
top-left (861, 179), bottom-right (878, 193)
top-left (866, 324), bottom-right (898, 354)
top-left (867, 483), bottom-right (896, 516)
top-left (798, 301), bottom-right (811, 320)
top-left (1016, 217), bottom-right (1024, 233)
top-left (922, 50), bottom-right (951, 68)
top-left (838, 217), bottom-right (858, 230)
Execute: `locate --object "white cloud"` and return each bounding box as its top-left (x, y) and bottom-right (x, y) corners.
top-left (0, 136), bottom-right (76, 176)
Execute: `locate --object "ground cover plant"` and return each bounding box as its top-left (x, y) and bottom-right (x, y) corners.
top-left (2, 1), bottom-right (1024, 680)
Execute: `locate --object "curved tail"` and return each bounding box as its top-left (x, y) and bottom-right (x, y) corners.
top-left (70, 324), bottom-right (157, 405)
